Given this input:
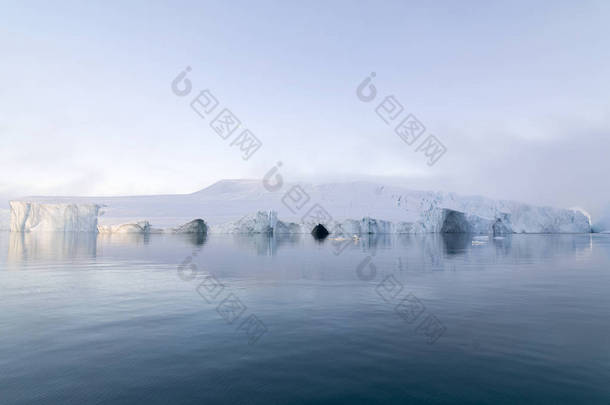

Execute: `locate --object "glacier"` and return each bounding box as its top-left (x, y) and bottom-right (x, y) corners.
top-left (5, 180), bottom-right (592, 234)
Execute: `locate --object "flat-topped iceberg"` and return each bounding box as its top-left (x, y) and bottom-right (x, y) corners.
top-left (10, 201), bottom-right (100, 233)
top-left (208, 207), bottom-right (589, 235)
top-left (9, 202), bottom-right (209, 235)
top-left (7, 180), bottom-right (592, 234)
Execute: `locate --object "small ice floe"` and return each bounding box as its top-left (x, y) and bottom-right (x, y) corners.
top-left (329, 234), bottom-right (360, 242)
top-left (471, 235), bottom-right (488, 246)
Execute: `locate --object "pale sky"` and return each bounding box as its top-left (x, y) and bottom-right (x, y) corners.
top-left (1, 0), bottom-right (609, 216)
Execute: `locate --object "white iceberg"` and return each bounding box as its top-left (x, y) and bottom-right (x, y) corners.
top-left (210, 211), bottom-right (301, 234)
top-left (7, 180), bottom-right (593, 234)
top-left (98, 219), bottom-right (208, 234)
top-left (10, 201), bottom-right (100, 233)
top-left (97, 221), bottom-right (153, 234)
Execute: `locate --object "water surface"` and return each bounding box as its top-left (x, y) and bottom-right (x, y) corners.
top-left (1, 232), bottom-right (609, 404)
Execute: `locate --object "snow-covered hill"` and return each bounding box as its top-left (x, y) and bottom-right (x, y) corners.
top-left (4, 179), bottom-right (592, 233)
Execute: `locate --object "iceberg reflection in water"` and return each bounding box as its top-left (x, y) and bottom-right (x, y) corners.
top-left (7, 232), bottom-right (98, 263)
top-left (5, 231), bottom-right (209, 265)
top-left (4, 231), bottom-right (596, 263)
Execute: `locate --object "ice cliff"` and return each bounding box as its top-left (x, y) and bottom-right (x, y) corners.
top-left (10, 202), bottom-right (100, 232)
top-left (97, 221), bottom-right (153, 234)
top-left (207, 207), bottom-right (586, 235)
top-left (9, 201), bottom-right (209, 235)
top-left (210, 211), bottom-right (299, 234)
top-left (201, 181), bottom-right (591, 234)
top-left (98, 219), bottom-right (208, 234)
top-left (7, 180), bottom-right (592, 234)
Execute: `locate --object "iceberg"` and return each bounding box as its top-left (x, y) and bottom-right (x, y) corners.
top-left (592, 203), bottom-right (610, 233)
top-left (311, 224), bottom-right (330, 239)
top-left (98, 219), bottom-right (208, 235)
top-left (97, 221), bottom-right (153, 234)
top-left (210, 211), bottom-right (301, 234)
top-left (9, 200), bottom-right (211, 235)
top-left (440, 209), bottom-right (474, 233)
top-left (210, 211), bottom-right (276, 234)
top-left (10, 201), bottom-right (100, 233)
top-left (8, 179), bottom-right (593, 234)
top-left (171, 218), bottom-right (207, 234)
top-left (330, 218), bottom-right (393, 235)
top-left (209, 205), bottom-right (589, 235)
top-left (436, 209), bottom-right (512, 235)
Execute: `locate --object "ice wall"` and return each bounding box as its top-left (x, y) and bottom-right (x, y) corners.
top-left (210, 211), bottom-right (284, 234)
top-left (10, 201), bottom-right (100, 232)
top-left (414, 193), bottom-right (591, 233)
top-left (208, 206), bottom-right (590, 235)
top-left (11, 180), bottom-right (592, 234)
top-left (97, 221), bottom-right (152, 234)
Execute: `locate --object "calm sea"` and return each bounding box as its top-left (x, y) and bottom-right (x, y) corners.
top-left (1, 231), bottom-right (609, 404)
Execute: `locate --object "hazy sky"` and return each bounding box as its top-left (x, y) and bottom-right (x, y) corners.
top-left (1, 0), bottom-right (609, 215)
